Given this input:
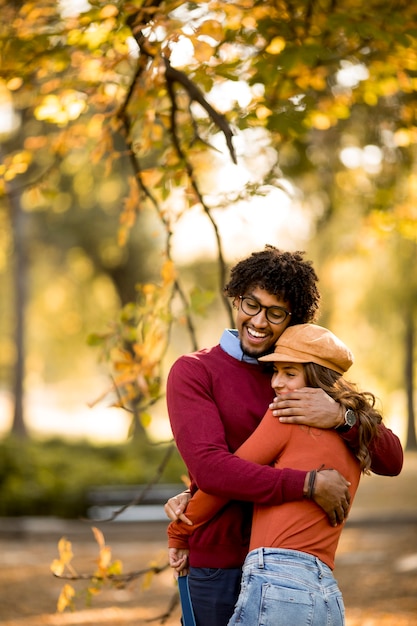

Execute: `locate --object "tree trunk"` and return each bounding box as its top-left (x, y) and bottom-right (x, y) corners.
top-left (8, 186), bottom-right (28, 438)
top-left (405, 308), bottom-right (416, 451)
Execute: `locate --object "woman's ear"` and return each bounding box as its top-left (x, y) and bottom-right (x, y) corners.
top-left (232, 296), bottom-right (239, 310)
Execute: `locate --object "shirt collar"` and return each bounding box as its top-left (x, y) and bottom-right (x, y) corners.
top-left (219, 329), bottom-right (260, 364)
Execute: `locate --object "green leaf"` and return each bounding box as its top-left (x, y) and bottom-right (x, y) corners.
top-left (189, 287), bottom-right (216, 317)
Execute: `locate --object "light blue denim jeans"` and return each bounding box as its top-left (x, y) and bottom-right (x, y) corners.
top-left (227, 548), bottom-right (345, 626)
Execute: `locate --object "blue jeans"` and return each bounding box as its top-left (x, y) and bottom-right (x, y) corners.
top-left (227, 548), bottom-right (345, 626)
top-left (187, 566), bottom-right (242, 626)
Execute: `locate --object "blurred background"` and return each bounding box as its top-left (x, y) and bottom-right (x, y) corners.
top-left (0, 2), bottom-right (416, 622)
top-left (1, 0), bottom-right (416, 514)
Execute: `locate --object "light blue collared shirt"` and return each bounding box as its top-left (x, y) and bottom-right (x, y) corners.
top-left (219, 329), bottom-right (260, 364)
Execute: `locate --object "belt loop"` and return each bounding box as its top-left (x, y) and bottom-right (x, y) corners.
top-left (258, 548), bottom-right (264, 569)
top-left (315, 557), bottom-right (323, 579)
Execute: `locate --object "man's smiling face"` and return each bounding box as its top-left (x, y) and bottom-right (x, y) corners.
top-left (235, 287), bottom-right (292, 359)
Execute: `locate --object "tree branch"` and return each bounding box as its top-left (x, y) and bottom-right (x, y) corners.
top-left (164, 59), bottom-right (234, 325)
top-left (163, 57), bottom-right (237, 165)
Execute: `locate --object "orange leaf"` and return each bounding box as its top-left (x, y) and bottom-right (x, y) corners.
top-left (57, 584), bottom-right (75, 613)
top-left (58, 537), bottom-right (74, 565)
top-left (92, 526), bottom-right (106, 550)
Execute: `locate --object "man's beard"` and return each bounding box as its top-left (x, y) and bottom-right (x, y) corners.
top-left (240, 340), bottom-right (273, 360)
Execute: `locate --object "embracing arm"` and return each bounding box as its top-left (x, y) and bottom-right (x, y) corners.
top-left (168, 406), bottom-right (352, 552)
top-left (341, 422), bottom-right (403, 475)
top-left (167, 355), bottom-right (306, 506)
top-left (168, 408), bottom-right (290, 549)
top-left (168, 357), bottom-right (351, 527)
top-left (271, 388), bottom-right (403, 476)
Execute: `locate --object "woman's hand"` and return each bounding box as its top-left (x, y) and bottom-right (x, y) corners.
top-left (169, 548), bottom-right (189, 575)
top-left (164, 490), bottom-right (193, 525)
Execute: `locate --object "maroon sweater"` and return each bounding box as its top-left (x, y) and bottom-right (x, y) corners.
top-left (167, 343), bottom-right (403, 568)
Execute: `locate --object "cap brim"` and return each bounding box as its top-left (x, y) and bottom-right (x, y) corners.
top-left (258, 351), bottom-right (306, 363)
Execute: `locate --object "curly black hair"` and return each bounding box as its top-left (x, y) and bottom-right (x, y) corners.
top-left (224, 245), bottom-right (320, 324)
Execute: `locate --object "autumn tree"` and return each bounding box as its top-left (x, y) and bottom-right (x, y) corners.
top-left (1, 0), bottom-right (417, 617)
top-left (1, 0), bottom-right (417, 443)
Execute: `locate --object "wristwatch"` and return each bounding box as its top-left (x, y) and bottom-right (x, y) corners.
top-left (335, 408), bottom-right (357, 433)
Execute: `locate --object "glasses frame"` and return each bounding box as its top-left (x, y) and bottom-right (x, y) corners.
top-left (238, 296), bottom-right (292, 325)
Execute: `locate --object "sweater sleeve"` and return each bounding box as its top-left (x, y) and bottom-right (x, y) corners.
top-left (167, 354), bottom-right (306, 506)
top-left (168, 408), bottom-right (290, 548)
top-left (340, 422), bottom-right (403, 476)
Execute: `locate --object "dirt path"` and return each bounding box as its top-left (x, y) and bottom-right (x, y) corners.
top-left (1, 519), bottom-right (416, 626)
top-left (1, 453), bottom-right (417, 625)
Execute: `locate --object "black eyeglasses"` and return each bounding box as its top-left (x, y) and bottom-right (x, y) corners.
top-left (238, 296), bottom-right (291, 325)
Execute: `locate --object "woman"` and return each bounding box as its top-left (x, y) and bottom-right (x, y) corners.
top-left (168, 324), bottom-right (383, 625)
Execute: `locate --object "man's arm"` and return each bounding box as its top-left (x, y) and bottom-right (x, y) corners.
top-left (168, 404), bottom-right (353, 541)
top-left (165, 469), bottom-right (350, 528)
top-left (271, 388), bottom-right (403, 476)
top-left (167, 355), bottom-right (307, 506)
top-left (341, 422), bottom-right (403, 475)
top-left (166, 409), bottom-right (353, 569)
top-left (167, 356), bottom-right (352, 521)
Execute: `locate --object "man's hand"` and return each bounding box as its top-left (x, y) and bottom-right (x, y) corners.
top-left (270, 388), bottom-right (342, 429)
top-left (307, 468), bottom-right (351, 527)
top-left (164, 490), bottom-right (193, 525)
top-left (169, 547), bottom-right (189, 575)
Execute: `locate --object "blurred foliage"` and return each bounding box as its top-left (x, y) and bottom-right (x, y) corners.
top-left (0, 436), bottom-right (186, 517)
top-left (50, 526), bottom-right (170, 613)
top-left (0, 0), bottom-right (415, 613)
top-left (0, 0), bottom-right (416, 446)
top-left (87, 262), bottom-right (175, 436)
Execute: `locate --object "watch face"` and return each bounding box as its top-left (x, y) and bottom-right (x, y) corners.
top-left (345, 409), bottom-right (356, 427)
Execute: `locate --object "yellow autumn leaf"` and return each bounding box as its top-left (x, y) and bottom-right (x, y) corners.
top-left (197, 19), bottom-right (224, 42)
top-left (141, 566), bottom-right (155, 590)
top-left (150, 123), bottom-right (164, 141)
top-left (122, 190), bottom-right (139, 217)
top-left (140, 411), bottom-right (152, 428)
top-left (394, 127), bottom-right (415, 147)
top-left (142, 283), bottom-right (156, 295)
top-left (107, 559), bottom-right (123, 576)
top-left (58, 537), bottom-right (74, 565)
top-left (50, 559), bottom-right (65, 577)
top-left (193, 39), bottom-right (215, 63)
top-left (379, 76), bottom-right (400, 97)
top-left (50, 537), bottom-right (78, 579)
top-left (57, 584), bottom-right (75, 613)
top-left (99, 4), bottom-right (119, 18)
top-left (256, 105), bottom-right (272, 120)
top-left (307, 111), bottom-right (332, 130)
top-left (161, 259), bottom-right (176, 285)
top-left (112, 372), bottom-right (137, 388)
top-left (91, 526), bottom-right (106, 550)
top-left (96, 545), bottom-right (112, 573)
top-left (140, 169), bottom-right (164, 188)
top-left (181, 475), bottom-right (191, 489)
top-left (135, 372), bottom-right (150, 396)
top-left (266, 37), bottom-right (286, 55)
top-left (308, 72), bottom-right (327, 91)
top-left (142, 571), bottom-right (154, 590)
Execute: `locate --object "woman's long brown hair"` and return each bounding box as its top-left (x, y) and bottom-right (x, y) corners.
top-left (303, 362), bottom-right (382, 474)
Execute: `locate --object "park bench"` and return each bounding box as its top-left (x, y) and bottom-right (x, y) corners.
top-left (86, 483), bottom-right (185, 522)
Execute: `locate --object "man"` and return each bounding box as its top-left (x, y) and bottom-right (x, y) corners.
top-left (165, 246), bottom-right (403, 626)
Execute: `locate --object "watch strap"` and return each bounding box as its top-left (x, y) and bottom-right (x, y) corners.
top-left (335, 408), bottom-right (356, 433)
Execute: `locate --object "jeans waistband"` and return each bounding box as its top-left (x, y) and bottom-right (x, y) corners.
top-left (245, 548), bottom-right (332, 577)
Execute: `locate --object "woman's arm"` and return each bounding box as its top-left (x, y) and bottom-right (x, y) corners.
top-left (168, 409), bottom-right (290, 548)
